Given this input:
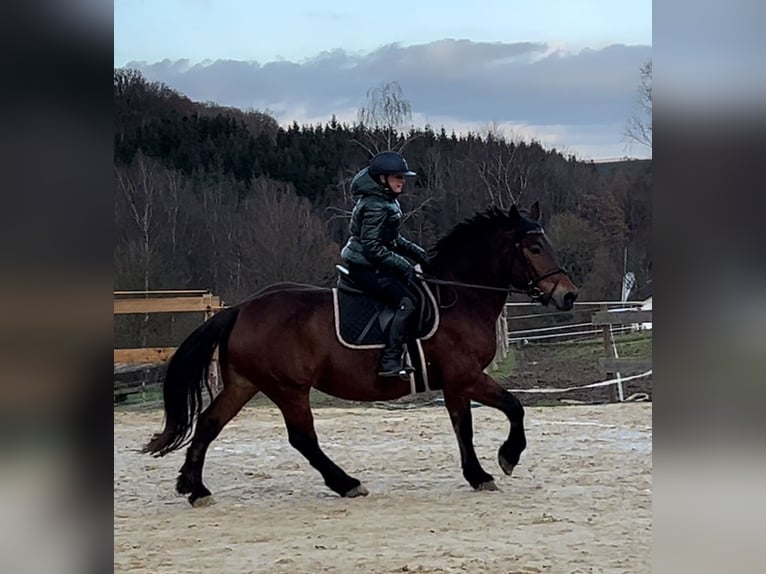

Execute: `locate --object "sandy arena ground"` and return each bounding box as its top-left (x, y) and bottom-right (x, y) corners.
top-left (114, 403), bottom-right (651, 574)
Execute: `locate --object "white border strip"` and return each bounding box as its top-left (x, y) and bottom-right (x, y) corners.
top-left (331, 282), bottom-right (440, 349)
top-left (332, 288), bottom-right (384, 349)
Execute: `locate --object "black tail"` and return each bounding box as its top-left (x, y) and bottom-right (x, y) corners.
top-left (142, 306), bottom-right (241, 457)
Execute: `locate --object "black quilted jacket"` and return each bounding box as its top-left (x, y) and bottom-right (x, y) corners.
top-left (340, 168), bottom-right (428, 275)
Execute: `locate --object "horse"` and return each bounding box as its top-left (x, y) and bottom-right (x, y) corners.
top-left (143, 202), bottom-right (578, 506)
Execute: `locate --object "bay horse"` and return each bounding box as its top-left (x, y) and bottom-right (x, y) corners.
top-left (143, 202), bottom-right (578, 506)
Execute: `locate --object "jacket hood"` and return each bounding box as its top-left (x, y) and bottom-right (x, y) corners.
top-left (351, 167), bottom-right (393, 199)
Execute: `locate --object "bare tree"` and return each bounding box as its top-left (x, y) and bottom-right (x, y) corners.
top-left (114, 152), bottom-right (156, 295)
top-left (463, 126), bottom-right (531, 209)
top-left (235, 179), bottom-right (338, 295)
top-left (356, 81), bottom-right (419, 154)
top-left (114, 153), bottom-right (164, 348)
top-left (190, 176), bottom-right (239, 295)
top-left (625, 59), bottom-right (652, 153)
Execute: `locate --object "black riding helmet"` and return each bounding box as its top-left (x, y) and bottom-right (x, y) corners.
top-left (368, 151), bottom-right (416, 178)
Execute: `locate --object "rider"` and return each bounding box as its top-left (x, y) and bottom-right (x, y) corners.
top-left (340, 151), bottom-right (430, 377)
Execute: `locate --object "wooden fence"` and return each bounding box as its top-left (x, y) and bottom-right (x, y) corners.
top-left (500, 300), bottom-right (652, 402)
top-left (591, 306), bottom-right (653, 401)
top-left (114, 290), bottom-right (224, 405)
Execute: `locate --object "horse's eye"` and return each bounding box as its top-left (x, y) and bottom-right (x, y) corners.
top-left (529, 246), bottom-right (542, 255)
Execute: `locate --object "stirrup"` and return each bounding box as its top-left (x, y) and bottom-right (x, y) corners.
top-left (378, 365), bottom-right (414, 379)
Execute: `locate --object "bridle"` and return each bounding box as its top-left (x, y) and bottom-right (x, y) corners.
top-left (514, 230), bottom-right (569, 301)
top-left (420, 229), bottom-right (569, 302)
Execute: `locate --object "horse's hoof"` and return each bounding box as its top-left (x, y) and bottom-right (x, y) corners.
top-left (475, 480), bottom-right (499, 492)
top-left (190, 494), bottom-right (216, 507)
top-left (498, 456), bottom-right (515, 476)
top-left (176, 474), bottom-right (193, 495)
top-left (344, 484), bottom-right (369, 498)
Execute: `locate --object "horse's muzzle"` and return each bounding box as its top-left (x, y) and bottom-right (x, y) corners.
top-left (551, 285), bottom-right (578, 311)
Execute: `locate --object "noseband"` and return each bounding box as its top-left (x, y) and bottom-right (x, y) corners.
top-left (512, 229), bottom-right (569, 301)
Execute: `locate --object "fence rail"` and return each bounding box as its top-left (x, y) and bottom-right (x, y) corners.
top-left (114, 290), bottom-right (224, 406)
top-left (592, 310), bottom-right (652, 326)
top-left (114, 294), bottom-right (221, 315)
top-left (593, 306), bottom-right (652, 401)
top-left (498, 299), bottom-right (652, 403)
top-left (504, 300), bottom-right (652, 344)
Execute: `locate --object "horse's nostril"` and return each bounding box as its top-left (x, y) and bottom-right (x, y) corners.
top-left (563, 292), bottom-right (577, 307)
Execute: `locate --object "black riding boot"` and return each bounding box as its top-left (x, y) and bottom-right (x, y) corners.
top-left (378, 298), bottom-right (416, 377)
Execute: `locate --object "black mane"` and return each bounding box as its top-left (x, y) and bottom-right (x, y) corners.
top-left (430, 205), bottom-right (540, 264)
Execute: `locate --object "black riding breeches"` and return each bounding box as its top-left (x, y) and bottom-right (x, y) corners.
top-left (346, 266), bottom-right (417, 310)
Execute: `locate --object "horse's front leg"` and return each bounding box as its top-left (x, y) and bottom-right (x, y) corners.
top-left (442, 390), bottom-right (498, 491)
top-left (466, 373), bottom-right (527, 476)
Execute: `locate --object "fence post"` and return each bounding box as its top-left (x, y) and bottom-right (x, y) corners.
top-left (204, 307), bottom-right (222, 397)
top-left (488, 305), bottom-right (509, 373)
top-left (207, 360), bottom-right (221, 397)
top-left (600, 304), bottom-right (617, 402)
top-left (500, 304), bottom-right (509, 360)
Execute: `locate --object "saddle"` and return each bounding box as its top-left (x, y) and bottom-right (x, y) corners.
top-left (332, 265), bottom-right (440, 393)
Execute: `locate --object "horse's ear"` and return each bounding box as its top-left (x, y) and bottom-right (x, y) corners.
top-left (529, 201), bottom-right (541, 222)
top-left (508, 203), bottom-right (521, 224)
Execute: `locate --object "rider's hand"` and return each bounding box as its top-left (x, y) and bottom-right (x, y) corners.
top-left (403, 266), bottom-right (416, 285)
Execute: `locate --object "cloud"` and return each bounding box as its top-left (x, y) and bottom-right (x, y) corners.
top-left (124, 39), bottom-right (651, 158)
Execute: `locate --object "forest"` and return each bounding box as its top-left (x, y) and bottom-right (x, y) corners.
top-left (114, 69), bottom-right (651, 307)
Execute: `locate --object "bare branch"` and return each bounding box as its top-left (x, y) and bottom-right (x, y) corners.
top-left (323, 206), bottom-right (353, 227)
top-left (401, 196), bottom-right (436, 223)
top-left (350, 137), bottom-right (377, 157)
top-left (625, 59), bottom-right (652, 152)
top-left (357, 81), bottom-right (418, 153)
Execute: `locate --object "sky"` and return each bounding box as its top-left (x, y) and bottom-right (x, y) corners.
top-left (114, 0), bottom-right (652, 160)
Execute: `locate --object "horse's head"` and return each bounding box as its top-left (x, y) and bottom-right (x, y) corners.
top-left (430, 203), bottom-right (579, 310)
top-left (506, 202), bottom-right (579, 311)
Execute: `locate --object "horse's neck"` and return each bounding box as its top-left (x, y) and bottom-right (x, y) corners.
top-left (435, 264), bottom-right (509, 327)
top-left (432, 233), bottom-right (511, 325)
top-left (451, 286), bottom-right (508, 325)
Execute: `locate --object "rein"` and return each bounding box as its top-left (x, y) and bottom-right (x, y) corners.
top-left (420, 271), bottom-right (566, 297)
top-left (420, 275), bottom-right (512, 293)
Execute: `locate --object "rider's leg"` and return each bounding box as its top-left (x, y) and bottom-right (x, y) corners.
top-left (378, 296), bottom-right (415, 376)
top-left (345, 267), bottom-right (418, 377)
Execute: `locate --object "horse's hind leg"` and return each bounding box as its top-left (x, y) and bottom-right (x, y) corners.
top-left (177, 369), bottom-right (257, 507)
top-left (272, 389), bottom-right (368, 498)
